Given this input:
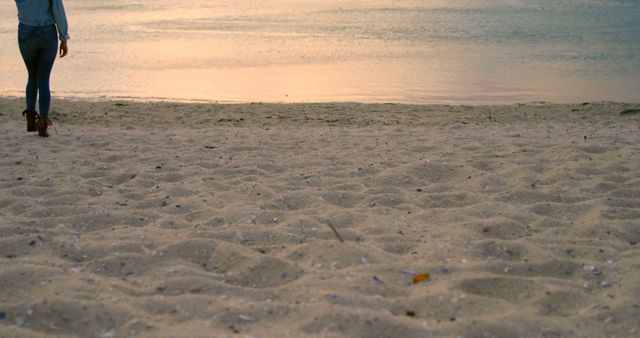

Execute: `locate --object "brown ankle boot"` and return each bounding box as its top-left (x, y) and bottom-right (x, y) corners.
top-left (36, 116), bottom-right (52, 138)
top-left (22, 110), bottom-right (37, 132)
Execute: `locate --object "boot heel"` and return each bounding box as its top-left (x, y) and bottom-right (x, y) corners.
top-left (36, 116), bottom-right (51, 138)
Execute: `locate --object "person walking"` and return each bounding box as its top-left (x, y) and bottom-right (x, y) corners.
top-left (15, 0), bottom-right (70, 137)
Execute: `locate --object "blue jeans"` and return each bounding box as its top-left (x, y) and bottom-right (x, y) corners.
top-left (18, 23), bottom-right (58, 118)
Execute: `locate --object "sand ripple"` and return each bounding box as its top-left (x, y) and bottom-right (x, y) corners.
top-left (1, 99), bottom-right (639, 337)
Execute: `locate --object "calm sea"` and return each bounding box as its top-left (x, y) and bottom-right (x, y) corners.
top-left (1, 0), bottom-right (639, 104)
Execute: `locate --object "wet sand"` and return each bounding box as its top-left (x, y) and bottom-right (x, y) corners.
top-left (0, 97), bottom-right (639, 337)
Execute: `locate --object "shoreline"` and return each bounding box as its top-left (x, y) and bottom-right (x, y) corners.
top-left (1, 96), bottom-right (639, 129)
top-left (4, 92), bottom-right (639, 107)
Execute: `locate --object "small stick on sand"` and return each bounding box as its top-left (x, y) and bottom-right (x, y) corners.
top-left (327, 218), bottom-right (344, 242)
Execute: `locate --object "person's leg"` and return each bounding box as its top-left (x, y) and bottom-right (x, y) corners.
top-left (18, 26), bottom-right (38, 112)
top-left (35, 26), bottom-right (59, 118)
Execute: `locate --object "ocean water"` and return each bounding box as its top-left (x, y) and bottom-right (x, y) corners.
top-left (1, 0), bottom-right (639, 104)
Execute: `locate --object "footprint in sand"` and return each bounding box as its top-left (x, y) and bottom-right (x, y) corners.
top-left (302, 312), bottom-right (432, 338)
top-left (321, 191), bottom-right (363, 208)
top-left (474, 240), bottom-right (529, 261)
top-left (457, 277), bottom-right (543, 302)
top-left (490, 259), bottom-right (581, 279)
top-left (419, 193), bottom-right (479, 209)
top-left (266, 192), bottom-right (314, 211)
top-left (225, 257), bottom-right (304, 288)
top-left (2, 297), bottom-right (131, 337)
top-left (536, 290), bottom-right (593, 316)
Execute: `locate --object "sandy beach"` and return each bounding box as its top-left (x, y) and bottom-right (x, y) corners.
top-left (0, 97), bottom-right (639, 338)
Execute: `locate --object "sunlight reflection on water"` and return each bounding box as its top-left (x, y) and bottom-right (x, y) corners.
top-left (1, 0), bottom-right (638, 103)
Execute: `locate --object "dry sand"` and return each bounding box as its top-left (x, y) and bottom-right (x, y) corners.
top-left (0, 97), bottom-right (639, 338)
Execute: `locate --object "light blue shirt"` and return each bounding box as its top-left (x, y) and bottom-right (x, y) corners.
top-left (15, 0), bottom-right (70, 41)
